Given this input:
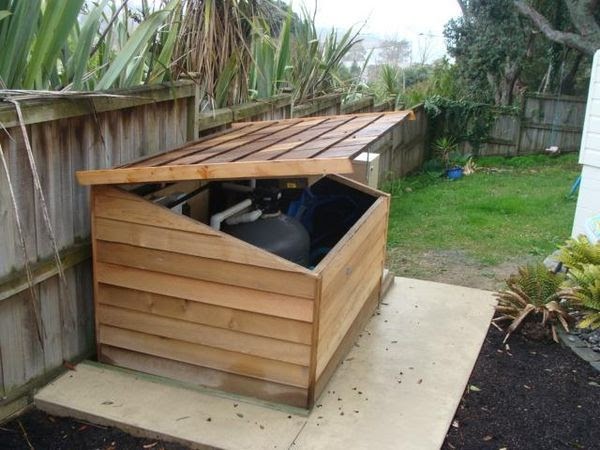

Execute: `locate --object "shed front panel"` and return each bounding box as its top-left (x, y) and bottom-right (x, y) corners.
top-left (91, 186), bottom-right (319, 407)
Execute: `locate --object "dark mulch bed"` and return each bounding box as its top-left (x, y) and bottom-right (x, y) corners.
top-left (443, 324), bottom-right (600, 450)
top-left (0, 409), bottom-right (188, 450)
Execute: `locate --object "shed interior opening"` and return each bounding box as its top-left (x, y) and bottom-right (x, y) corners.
top-left (124, 176), bottom-right (377, 269)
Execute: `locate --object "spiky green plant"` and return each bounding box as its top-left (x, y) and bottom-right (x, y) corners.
top-left (0, 0), bottom-right (180, 91)
top-left (494, 264), bottom-right (569, 342)
top-left (248, 11), bottom-right (292, 100)
top-left (560, 264), bottom-right (600, 330)
top-left (557, 235), bottom-right (600, 272)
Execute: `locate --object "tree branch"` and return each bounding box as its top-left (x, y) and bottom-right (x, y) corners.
top-left (456, 0), bottom-right (469, 17)
top-left (514, 0), bottom-right (598, 55)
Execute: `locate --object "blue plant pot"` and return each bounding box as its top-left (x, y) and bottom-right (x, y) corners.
top-left (447, 167), bottom-right (463, 180)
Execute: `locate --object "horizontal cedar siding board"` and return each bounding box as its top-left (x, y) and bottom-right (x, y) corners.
top-left (99, 325), bottom-right (310, 388)
top-left (318, 250), bottom-right (384, 359)
top-left (101, 346), bottom-right (308, 408)
top-left (93, 189), bottom-right (218, 235)
top-left (95, 262), bottom-right (314, 322)
top-left (93, 187), bottom-right (311, 275)
top-left (97, 284), bottom-right (312, 345)
top-left (95, 241), bottom-right (315, 299)
top-left (319, 233), bottom-right (385, 328)
top-left (93, 216), bottom-right (311, 274)
top-left (97, 305), bottom-right (311, 366)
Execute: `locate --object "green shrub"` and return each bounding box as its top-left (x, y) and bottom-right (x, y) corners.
top-left (558, 236), bottom-right (600, 272)
top-left (495, 264), bottom-right (569, 342)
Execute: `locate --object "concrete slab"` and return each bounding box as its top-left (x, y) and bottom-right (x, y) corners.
top-left (35, 277), bottom-right (495, 450)
top-left (292, 277), bottom-right (496, 450)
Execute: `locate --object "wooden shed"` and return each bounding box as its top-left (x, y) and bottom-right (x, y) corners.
top-left (76, 111), bottom-right (412, 409)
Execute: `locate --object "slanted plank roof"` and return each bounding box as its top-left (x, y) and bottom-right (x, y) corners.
top-left (76, 110), bottom-right (413, 185)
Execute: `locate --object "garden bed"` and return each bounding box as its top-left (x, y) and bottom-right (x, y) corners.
top-left (443, 322), bottom-right (600, 450)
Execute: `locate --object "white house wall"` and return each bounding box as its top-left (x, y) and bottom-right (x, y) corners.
top-left (572, 50), bottom-right (600, 238)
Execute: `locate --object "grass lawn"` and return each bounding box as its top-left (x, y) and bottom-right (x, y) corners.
top-left (385, 153), bottom-right (581, 289)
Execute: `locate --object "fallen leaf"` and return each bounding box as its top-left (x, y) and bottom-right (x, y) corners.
top-left (469, 385), bottom-right (481, 392)
top-left (62, 360), bottom-right (77, 371)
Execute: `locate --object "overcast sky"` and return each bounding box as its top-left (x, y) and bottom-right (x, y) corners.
top-left (293, 0), bottom-right (463, 62)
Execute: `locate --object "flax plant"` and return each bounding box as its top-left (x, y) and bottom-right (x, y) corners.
top-left (0, 0), bottom-right (180, 91)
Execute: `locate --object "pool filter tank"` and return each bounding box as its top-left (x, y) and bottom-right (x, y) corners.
top-left (219, 186), bottom-right (311, 267)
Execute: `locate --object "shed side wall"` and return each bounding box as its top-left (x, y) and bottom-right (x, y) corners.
top-left (313, 196), bottom-right (389, 385)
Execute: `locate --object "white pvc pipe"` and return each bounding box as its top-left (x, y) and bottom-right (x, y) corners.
top-left (225, 209), bottom-right (262, 226)
top-left (210, 198), bottom-right (252, 231)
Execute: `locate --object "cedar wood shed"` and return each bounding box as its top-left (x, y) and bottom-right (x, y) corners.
top-left (76, 111), bottom-right (413, 409)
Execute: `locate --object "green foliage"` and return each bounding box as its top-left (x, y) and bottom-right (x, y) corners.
top-left (424, 95), bottom-right (518, 154)
top-left (558, 236), bottom-right (600, 272)
top-left (0, 0), bottom-right (180, 91)
top-left (557, 236), bottom-right (600, 330)
top-left (444, 0), bottom-right (533, 105)
top-left (495, 264), bottom-right (569, 342)
top-left (433, 137), bottom-right (459, 169)
top-left (248, 5), bottom-right (362, 103)
top-left (563, 265), bottom-right (600, 329)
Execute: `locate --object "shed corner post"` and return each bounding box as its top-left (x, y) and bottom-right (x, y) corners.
top-left (89, 185), bottom-right (103, 361)
top-left (307, 274), bottom-right (323, 409)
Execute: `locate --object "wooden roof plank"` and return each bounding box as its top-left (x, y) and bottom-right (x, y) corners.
top-left (315, 112), bottom-right (411, 159)
top-left (201, 117), bottom-right (330, 163)
top-left (240, 116), bottom-right (357, 162)
top-left (127, 122), bottom-right (273, 168)
top-left (277, 113), bottom-right (384, 160)
top-left (76, 111), bottom-right (413, 185)
top-left (164, 122), bottom-right (302, 165)
top-left (76, 158), bottom-right (354, 185)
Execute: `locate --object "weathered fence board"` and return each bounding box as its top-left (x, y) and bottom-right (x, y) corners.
top-left (463, 93), bottom-right (586, 156)
top-left (197, 95), bottom-right (292, 135)
top-left (0, 83), bottom-right (194, 413)
top-left (292, 94), bottom-right (342, 118)
top-left (341, 96), bottom-right (374, 115)
top-left (376, 105), bottom-right (427, 182)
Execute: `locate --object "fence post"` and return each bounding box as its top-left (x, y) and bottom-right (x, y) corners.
top-left (186, 82), bottom-right (200, 141)
top-left (514, 94), bottom-right (528, 155)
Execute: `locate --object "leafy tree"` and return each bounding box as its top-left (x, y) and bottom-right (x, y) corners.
top-left (445, 0), bottom-right (535, 105)
top-left (379, 38), bottom-right (411, 66)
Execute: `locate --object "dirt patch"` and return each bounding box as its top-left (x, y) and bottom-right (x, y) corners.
top-left (388, 247), bottom-right (537, 291)
top-left (0, 409), bottom-right (188, 450)
top-left (443, 324), bottom-right (600, 450)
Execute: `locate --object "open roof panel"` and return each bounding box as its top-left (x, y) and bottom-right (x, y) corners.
top-left (76, 110), bottom-right (414, 185)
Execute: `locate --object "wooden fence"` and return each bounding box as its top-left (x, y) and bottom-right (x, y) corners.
top-left (377, 104), bottom-right (428, 182)
top-left (0, 83), bottom-right (412, 418)
top-left (463, 93), bottom-right (586, 156)
top-left (0, 82), bottom-right (197, 418)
